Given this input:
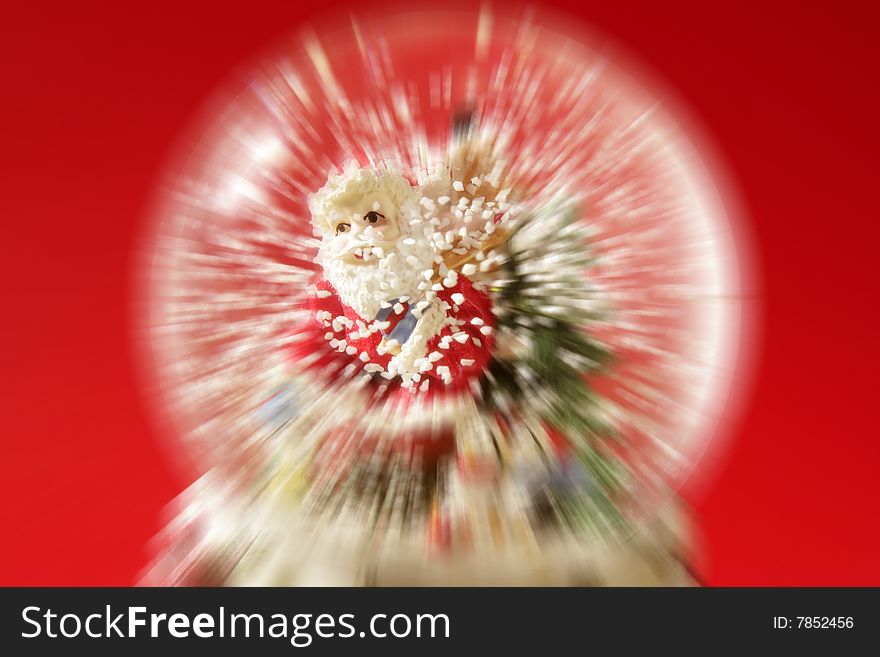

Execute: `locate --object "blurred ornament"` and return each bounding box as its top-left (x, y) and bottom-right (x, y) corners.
top-left (139, 5), bottom-right (750, 586)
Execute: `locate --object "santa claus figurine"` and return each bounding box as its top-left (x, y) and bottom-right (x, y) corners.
top-left (291, 163), bottom-right (503, 397)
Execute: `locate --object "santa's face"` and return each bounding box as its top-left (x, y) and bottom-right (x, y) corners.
top-left (317, 185), bottom-right (435, 321)
top-left (326, 190), bottom-right (401, 266)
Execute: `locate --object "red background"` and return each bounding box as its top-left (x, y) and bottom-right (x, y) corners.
top-left (2, 0), bottom-right (877, 585)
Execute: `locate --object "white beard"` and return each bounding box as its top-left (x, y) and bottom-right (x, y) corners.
top-left (319, 230), bottom-right (437, 321)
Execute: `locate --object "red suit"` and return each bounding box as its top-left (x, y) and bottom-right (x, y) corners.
top-left (291, 275), bottom-right (495, 398)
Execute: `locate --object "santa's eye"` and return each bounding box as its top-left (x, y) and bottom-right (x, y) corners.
top-left (335, 223), bottom-right (351, 234)
top-left (364, 211), bottom-right (385, 224)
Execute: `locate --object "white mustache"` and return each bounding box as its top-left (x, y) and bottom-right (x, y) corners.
top-left (327, 237), bottom-right (390, 260)
top-left (349, 244), bottom-right (387, 260)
